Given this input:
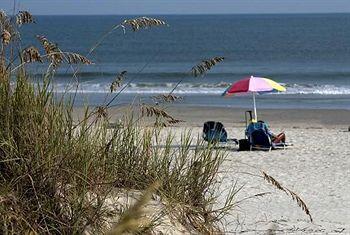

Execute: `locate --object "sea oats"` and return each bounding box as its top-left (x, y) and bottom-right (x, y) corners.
top-left (37, 35), bottom-right (92, 66)
top-left (22, 46), bottom-right (42, 63)
top-left (141, 104), bottom-right (183, 126)
top-left (0, 11), bottom-right (17, 44)
top-left (167, 118), bottom-right (184, 124)
top-left (96, 106), bottom-right (108, 119)
top-left (141, 104), bottom-right (173, 120)
top-left (36, 35), bottom-right (63, 67)
top-left (263, 171), bottom-right (313, 222)
top-left (191, 57), bottom-right (225, 77)
top-left (152, 94), bottom-right (182, 103)
top-left (0, 10), bottom-right (7, 22)
top-left (16, 11), bottom-right (35, 26)
top-left (122, 17), bottom-right (166, 32)
top-left (1, 29), bottom-right (11, 45)
top-left (65, 52), bottom-right (92, 65)
top-left (110, 71), bottom-right (127, 92)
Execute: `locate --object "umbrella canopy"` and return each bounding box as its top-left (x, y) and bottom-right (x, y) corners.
top-left (223, 76), bottom-right (286, 121)
top-left (224, 76), bottom-right (286, 94)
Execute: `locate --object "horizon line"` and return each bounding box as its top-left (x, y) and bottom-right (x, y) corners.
top-left (26, 12), bottom-right (350, 16)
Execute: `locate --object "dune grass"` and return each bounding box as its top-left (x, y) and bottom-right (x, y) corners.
top-left (0, 73), bottom-right (237, 233)
top-left (0, 10), bottom-right (238, 234)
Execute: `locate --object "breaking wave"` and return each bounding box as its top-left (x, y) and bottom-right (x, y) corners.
top-left (50, 82), bottom-right (350, 96)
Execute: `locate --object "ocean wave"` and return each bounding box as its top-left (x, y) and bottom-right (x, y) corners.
top-left (283, 84), bottom-right (350, 95)
top-left (48, 82), bottom-right (350, 96)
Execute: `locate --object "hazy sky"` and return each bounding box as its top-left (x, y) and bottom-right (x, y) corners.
top-left (2, 0), bottom-right (350, 15)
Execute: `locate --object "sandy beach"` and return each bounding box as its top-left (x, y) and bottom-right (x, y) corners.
top-left (72, 105), bottom-right (350, 233)
top-left (103, 106), bottom-right (350, 234)
top-left (155, 107), bottom-right (350, 234)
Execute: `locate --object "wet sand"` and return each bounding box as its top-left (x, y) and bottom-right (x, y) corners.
top-left (74, 106), bottom-right (350, 129)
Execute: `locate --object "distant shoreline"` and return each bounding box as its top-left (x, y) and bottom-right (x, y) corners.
top-left (27, 13), bottom-right (350, 17)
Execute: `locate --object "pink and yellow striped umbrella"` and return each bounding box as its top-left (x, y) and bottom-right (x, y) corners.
top-left (223, 76), bottom-right (286, 121)
top-left (224, 76), bottom-right (286, 94)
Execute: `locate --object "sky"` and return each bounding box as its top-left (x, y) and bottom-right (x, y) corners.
top-left (2, 0), bottom-right (350, 15)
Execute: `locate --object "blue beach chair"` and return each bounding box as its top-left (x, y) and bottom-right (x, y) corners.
top-left (202, 121), bottom-right (238, 145)
top-left (249, 129), bottom-right (273, 151)
top-left (249, 128), bottom-right (287, 151)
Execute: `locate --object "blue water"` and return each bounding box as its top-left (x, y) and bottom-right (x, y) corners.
top-left (19, 14), bottom-right (350, 109)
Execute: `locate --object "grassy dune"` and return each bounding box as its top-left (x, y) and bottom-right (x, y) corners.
top-left (0, 10), bottom-right (238, 234)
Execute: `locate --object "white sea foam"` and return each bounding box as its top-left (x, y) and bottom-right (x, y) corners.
top-left (50, 82), bottom-right (350, 96)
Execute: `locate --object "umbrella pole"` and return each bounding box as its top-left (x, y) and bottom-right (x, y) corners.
top-left (253, 92), bottom-right (257, 121)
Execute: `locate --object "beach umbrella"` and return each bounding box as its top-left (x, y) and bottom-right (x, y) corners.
top-left (223, 76), bottom-right (286, 121)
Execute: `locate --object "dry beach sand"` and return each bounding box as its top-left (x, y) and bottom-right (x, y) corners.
top-left (76, 106), bottom-right (350, 234)
top-left (167, 126), bottom-right (350, 234)
top-left (163, 107), bottom-right (350, 234)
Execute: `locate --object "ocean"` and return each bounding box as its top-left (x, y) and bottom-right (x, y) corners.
top-left (20, 14), bottom-right (350, 109)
